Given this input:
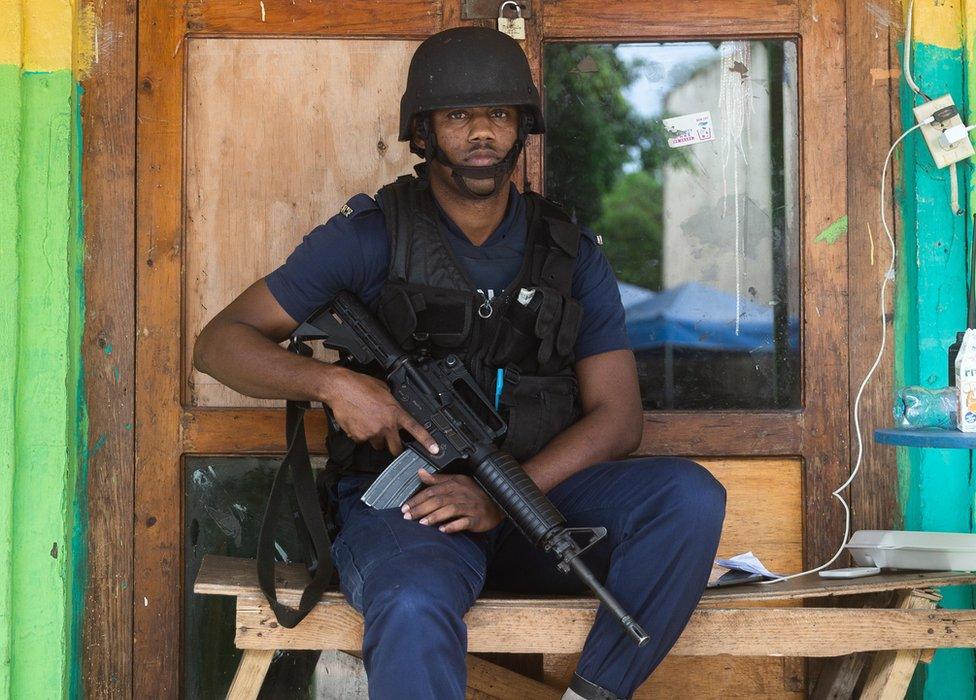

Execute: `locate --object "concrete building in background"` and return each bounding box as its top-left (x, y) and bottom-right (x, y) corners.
top-left (660, 41), bottom-right (800, 311)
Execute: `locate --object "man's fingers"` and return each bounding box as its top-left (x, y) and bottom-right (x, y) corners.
top-left (416, 504), bottom-right (460, 526)
top-left (385, 429), bottom-right (404, 457)
top-left (438, 517), bottom-right (473, 534)
top-left (403, 490), bottom-right (454, 518)
top-left (399, 412), bottom-right (439, 455)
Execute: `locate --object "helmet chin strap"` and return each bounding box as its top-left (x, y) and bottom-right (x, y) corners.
top-left (419, 115), bottom-right (526, 200)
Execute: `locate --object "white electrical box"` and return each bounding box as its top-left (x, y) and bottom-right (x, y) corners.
top-left (913, 94), bottom-right (975, 168)
top-left (846, 530), bottom-right (976, 571)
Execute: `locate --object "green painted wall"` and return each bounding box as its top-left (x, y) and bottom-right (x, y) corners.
top-left (0, 1), bottom-right (87, 696)
top-left (895, 2), bottom-right (976, 696)
top-left (0, 62), bottom-right (21, 700)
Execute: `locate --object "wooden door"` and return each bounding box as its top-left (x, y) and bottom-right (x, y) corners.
top-left (136, 0), bottom-right (846, 696)
top-left (524, 2), bottom-right (846, 694)
top-left (137, 4), bottom-right (436, 695)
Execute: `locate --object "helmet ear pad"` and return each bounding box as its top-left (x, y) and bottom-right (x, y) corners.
top-left (410, 114), bottom-right (432, 159)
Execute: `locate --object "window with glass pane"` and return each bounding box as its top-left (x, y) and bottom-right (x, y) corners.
top-left (544, 41), bottom-right (800, 410)
top-left (184, 457), bottom-right (322, 699)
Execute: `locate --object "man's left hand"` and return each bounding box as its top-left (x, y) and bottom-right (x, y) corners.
top-left (402, 469), bottom-right (505, 534)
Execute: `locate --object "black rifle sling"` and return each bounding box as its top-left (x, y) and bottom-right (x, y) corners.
top-left (256, 344), bottom-right (334, 629)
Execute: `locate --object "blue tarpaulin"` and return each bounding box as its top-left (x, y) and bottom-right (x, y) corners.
top-left (620, 280), bottom-right (799, 352)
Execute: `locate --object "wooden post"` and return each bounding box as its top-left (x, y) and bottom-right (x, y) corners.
top-left (811, 653), bottom-right (868, 700)
top-left (860, 589), bottom-right (941, 699)
top-left (226, 649), bottom-right (275, 700)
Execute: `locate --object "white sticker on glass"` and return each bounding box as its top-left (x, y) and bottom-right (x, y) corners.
top-left (662, 111), bottom-right (715, 148)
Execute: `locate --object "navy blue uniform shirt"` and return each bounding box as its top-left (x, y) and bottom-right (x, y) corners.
top-left (266, 184), bottom-right (629, 361)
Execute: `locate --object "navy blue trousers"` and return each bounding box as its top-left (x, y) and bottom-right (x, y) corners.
top-left (328, 457), bottom-right (726, 699)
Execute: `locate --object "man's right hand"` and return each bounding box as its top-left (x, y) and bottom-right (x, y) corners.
top-left (193, 279), bottom-right (439, 458)
top-left (322, 367), bottom-right (440, 457)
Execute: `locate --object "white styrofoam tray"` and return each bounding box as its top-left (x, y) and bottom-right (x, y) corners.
top-left (846, 530), bottom-right (976, 571)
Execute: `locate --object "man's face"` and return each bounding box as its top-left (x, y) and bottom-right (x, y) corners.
top-left (415, 105), bottom-right (519, 198)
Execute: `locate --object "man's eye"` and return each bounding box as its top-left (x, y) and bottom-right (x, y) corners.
top-left (449, 111), bottom-right (467, 119)
top-left (491, 110), bottom-right (508, 118)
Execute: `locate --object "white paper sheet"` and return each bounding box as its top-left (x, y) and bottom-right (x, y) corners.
top-left (715, 551), bottom-right (782, 579)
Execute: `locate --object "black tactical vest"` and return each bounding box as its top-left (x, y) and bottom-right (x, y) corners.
top-left (326, 172), bottom-right (585, 478)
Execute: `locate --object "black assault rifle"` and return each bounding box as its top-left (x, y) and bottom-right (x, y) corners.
top-left (291, 290), bottom-right (649, 646)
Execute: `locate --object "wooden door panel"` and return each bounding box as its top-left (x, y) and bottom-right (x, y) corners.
top-left (186, 0), bottom-right (440, 35)
top-left (708, 458), bottom-right (802, 574)
top-left (543, 0), bottom-right (798, 38)
top-left (184, 37), bottom-right (419, 407)
top-left (180, 407), bottom-right (805, 455)
top-left (545, 655), bottom-right (805, 697)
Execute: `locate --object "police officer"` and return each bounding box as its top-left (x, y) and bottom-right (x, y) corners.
top-left (194, 27), bottom-right (726, 700)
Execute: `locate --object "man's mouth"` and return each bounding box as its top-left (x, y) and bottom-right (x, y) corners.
top-left (465, 150), bottom-right (500, 166)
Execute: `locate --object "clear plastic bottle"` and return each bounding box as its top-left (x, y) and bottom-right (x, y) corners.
top-left (893, 386), bottom-right (959, 429)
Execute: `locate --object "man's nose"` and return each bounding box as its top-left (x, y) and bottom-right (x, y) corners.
top-left (467, 112), bottom-right (495, 141)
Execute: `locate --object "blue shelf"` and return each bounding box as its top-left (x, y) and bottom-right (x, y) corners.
top-left (875, 427), bottom-right (976, 449)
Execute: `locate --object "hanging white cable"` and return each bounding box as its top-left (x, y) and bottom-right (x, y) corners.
top-left (759, 120), bottom-right (932, 584)
top-left (904, 0), bottom-right (931, 102)
top-left (949, 162), bottom-right (963, 215)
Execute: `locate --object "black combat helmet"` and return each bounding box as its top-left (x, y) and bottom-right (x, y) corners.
top-left (398, 27), bottom-right (544, 198)
top-left (398, 26), bottom-right (546, 143)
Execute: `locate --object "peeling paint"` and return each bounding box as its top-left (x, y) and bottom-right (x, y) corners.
top-left (814, 215), bottom-right (849, 244)
top-left (729, 60), bottom-right (748, 79)
top-left (865, 1), bottom-right (899, 30)
top-left (90, 433), bottom-right (106, 456)
top-left (870, 67), bottom-right (902, 85)
top-left (74, 3), bottom-right (97, 79)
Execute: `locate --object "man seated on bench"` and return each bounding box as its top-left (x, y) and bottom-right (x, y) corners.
top-left (193, 26), bottom-right (727, 700)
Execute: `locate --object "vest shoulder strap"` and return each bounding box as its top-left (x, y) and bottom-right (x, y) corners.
top-left (523, 192), bottom-right (581, 294)
top-left (375, 175), bottom-right (470, 290)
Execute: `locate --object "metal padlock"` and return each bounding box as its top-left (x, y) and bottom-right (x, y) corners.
top-left (497, 1), bottom-right (525, 41)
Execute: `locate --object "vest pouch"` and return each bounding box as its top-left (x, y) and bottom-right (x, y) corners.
top-left (499, 374), bottom-right (581, 462)
top-left (486, 291), bottom-right (543, 368)
top-left (379, 282), bottom-right (476, 349)
top-left (555, 298), bottom-right (583, 358)
top-left (531, 287), bottom-right (567, 367)
top-left (378, 283), bottom-right (420, 348)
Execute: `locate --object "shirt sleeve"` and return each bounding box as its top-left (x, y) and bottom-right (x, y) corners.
top-left (265, 195), bottom-right (389, 323)
top-left (571, 230), bottom-right (631, 361)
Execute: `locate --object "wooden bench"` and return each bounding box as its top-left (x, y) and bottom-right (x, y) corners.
top-left (195, 555), bottom-right (976, 699)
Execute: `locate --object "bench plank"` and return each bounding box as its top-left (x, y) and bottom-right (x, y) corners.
top-left (195, 554), bottom-right (976, 604)
top-left (232, 593), bottom-right (976, 656)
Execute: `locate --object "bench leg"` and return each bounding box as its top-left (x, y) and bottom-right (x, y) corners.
top-left (812, 653), bottom-right (867, 699)
top-left (860, 589), bottom-right (941, 700)
top-left (466, 655), bottom-right (562, 699)
top-left (227, 649), bottom-right (275, 700)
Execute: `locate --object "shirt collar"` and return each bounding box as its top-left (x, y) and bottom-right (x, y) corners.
top-left (431, 183), bottom-right (523, 248)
